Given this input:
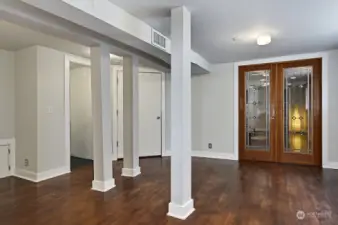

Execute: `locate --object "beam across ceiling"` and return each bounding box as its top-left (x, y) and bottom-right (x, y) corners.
top-left (16, 0), bottom-right (210, 74)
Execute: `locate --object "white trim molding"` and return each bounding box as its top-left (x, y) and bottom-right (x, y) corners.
top-left (162, 150), bottom-right (172, 157)
top-left (161, 72), bottom-right (166, 157)
top-left (14, 166), bottom-right (70, 183)
top-left (121, 167), bottom-right (141, 177)
top-left (192, 151), bottom-right (236, 160)
top-left (64, 55), bottom-right (71, 172)
top-left (323, 162), bottom-right (338, 170)
top-left (92, 179), bottom-right (116, 192)
top-left (233, 51), bottom-right (329, 167)
top-left (66, 54), bottom-right (91, 67)
top-left (64, 54), bottom-right (93, 172)
top-left (37, 167), bottom-right (70, 182)
top-left (14, 169), bottom-right (37, 182)
top-left (167, 199), bottom-right (195, 220)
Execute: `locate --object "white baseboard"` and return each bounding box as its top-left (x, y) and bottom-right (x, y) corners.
top-left (167, 199), bottom-right (195, 220)
top-left (122, 167), bottom-right (141, 177)
top-left (323, 162), bottom-right (338, 170)
top-left (14, 168), bottom-right (38, 182)
top-left (163, 150), bottom-right (236, 160)
top-left (37, 167), bottom-right (70, 182)
top-left (92, 179), bottom-right (116, 192)
top-left (192, 150), bottom-right (236, 160)
top-left (14, 166), bottom-right (70, 183)
top-left (162, 150), bottom-right (171, 157)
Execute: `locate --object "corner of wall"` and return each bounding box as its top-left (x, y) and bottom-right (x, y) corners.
top-left (14, 46), bottom-right (38, 173)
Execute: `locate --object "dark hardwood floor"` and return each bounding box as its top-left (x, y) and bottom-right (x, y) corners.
top-left (0, 157), bottom-right (337, 225)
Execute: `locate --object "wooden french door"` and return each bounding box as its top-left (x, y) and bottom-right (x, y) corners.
top-left (239, 59), bottom-right (322, 166)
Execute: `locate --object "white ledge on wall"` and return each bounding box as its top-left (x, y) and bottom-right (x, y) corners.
top-left (163, 150), bottom-right (236, 160)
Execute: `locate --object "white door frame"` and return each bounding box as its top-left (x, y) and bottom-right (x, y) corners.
top-left (65, 55), bottom-right (166, 171)
top-left (233, 52), bottom-right (329, 167)
top-left (64, 54), bottom-right (91, 171)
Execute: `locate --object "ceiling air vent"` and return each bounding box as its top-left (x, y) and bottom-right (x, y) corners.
top-left (152, 29), bottom-right (167, 50)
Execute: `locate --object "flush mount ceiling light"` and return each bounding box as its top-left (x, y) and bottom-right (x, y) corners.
top-left (257, 35), bottom-right (271, 46)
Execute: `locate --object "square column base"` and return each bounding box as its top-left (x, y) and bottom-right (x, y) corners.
top-left (121, 167), bottom-right (141, 177)
top-left (167, 199), bottom-right (195, 220)
top-left (92, 179), bottom-right (115, 192)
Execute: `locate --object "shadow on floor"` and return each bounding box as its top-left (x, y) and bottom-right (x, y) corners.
top-left (70, 156), bottom-right (93, 170)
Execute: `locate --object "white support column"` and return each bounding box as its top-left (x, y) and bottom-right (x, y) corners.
top-left (121, 56), bottom-right (141, 177)
top-left (90, 44), bottom-right (115, 192)
top-left (167, 6), bottom-right (194, 220)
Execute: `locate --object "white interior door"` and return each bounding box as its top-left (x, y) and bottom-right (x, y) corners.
top-left (0, 145), bottom-right (10, 179)
top-left (116, 70), bottom-right (162, 158)
top-left (138, 72), bottom-right (162, 157)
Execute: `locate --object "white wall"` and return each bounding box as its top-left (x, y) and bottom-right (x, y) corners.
top-left (191, 64), bottom-right (234, 153)
top-left (327, 50), bottom-right (338, 163)
top-left (165, 73), bottom-right (171, 152)
top-left (12, 45), bottom-right (338, 176)
top-left (37, 46), bottom-right (66, 173)
top-left (180, 50), bottom-right (338, 165)
top-left (15, 46), bottom-right (67, 173)
top-left (15, 46), bottom-right (38, 172)
top-left (70, 66), bottom-right (93, 160)
top-left (0, 50), bottom-right (15, 139)
top-left (165, 64), bottom-right (234, 155)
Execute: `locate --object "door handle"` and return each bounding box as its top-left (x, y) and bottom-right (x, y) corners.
top-left (157, 116), bottom-right (161, 120)
top-left (271, 107), bottom-right (275, 119)
top-left (240, 98), bottom-right (244, 111)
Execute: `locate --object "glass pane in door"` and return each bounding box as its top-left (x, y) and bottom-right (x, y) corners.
top-left (283, 67), bottom-right (313, 154)
top-left (245, 70), bottom-right (270, 151)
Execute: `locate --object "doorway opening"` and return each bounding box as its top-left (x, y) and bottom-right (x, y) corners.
top-left (65, 56), bottom-right (166, 171)
top-left (238, 58), bottom-right (322, 166)
top-left (69, 59), bottom-right (93, 171)
top-left (112, 68), bottom-right (165, 159)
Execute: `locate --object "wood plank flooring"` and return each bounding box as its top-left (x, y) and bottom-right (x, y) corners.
top-left (0, 157), bottom-right (337, 225)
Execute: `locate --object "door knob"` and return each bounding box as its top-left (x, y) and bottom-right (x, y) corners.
top-left (157, 116), bottom-right (161, 120)
top-left (271, 107), bottom-right (275, 119)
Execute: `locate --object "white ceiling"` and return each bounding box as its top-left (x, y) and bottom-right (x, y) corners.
top-left (109, 0), bottom-right (338, 63)
top-left (0, 20), bottom-right (90, 58)
top-left (0, 20), bottom-right (123, 63)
